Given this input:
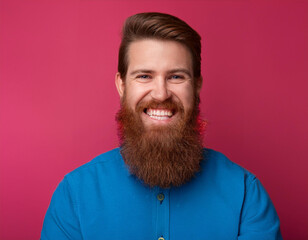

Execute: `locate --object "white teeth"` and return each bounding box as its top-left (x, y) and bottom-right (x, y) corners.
top-left (146, 108), bottom-right (173, 119)
top-left (150, 115), bottom-right (169, 120)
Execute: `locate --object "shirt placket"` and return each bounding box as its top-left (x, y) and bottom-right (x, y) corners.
top-left (154, 188), bottom-right (170, 240)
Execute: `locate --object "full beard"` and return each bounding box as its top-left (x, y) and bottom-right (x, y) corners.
top-left (116, 95), bottom-right (205, 189)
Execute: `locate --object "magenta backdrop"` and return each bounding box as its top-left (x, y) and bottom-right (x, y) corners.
top-left (1, 0), bottom-right (307, 239)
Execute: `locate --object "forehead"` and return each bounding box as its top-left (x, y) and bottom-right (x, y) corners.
top-left (126, 39), bottom-right (193, 74)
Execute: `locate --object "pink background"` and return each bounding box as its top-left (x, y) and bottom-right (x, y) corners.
top-left (1, 0), bottom-right (307, 239)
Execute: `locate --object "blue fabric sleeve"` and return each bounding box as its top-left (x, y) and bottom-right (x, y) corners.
top-left (41, 177), bottom-right (83, 240)
top-left (238, 175), bottom-right (283, 240)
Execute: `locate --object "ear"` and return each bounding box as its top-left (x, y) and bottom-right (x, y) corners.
top-left (115, 72), bottom-right (125, 98)
top-left (195, 76), bottom-right (203, 96)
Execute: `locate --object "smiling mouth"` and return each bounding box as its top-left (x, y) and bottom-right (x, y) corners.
top-left (145, 108), bottom-right (174, 120)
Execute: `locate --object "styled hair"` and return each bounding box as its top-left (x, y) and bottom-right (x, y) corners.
top-left (118, 12), bottom-right (202, 80)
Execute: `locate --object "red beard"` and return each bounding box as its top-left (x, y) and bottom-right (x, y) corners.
top-left (116, 95), bottom-right (205, 189)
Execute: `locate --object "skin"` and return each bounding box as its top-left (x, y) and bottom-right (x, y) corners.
top-left (115, 39), bottom-right (202, 129)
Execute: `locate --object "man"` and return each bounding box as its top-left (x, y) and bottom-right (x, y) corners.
top-left (41, 12), bottom-right (282, 239)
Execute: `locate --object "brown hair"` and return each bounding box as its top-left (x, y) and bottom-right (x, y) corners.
top-left (118, 12), bottom-right (202, 81)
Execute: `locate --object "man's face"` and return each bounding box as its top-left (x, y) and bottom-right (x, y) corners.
top-left (115, 39), bottom-right (204, 188)
top-left (116, 39), bottom-right (196, 130)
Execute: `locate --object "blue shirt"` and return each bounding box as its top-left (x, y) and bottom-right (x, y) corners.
top-left (41, 148), bottom-right (282, 240)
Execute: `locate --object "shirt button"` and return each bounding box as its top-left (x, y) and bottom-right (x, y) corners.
top-left (157, 193), bottom-right (165, 201)
top-left (158, 237), bottom-right (165, 240)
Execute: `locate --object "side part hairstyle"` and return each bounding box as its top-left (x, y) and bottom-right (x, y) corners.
top-left (118, 12), bottom-right (202, 82)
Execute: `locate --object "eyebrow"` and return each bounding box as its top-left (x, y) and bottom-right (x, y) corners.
top-left (129, 68), bottom-right (192, 78)
top-left (129, 69), bottom-right (154, 76)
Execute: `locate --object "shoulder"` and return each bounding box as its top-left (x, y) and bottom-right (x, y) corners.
top-left (203, 148), bottom-right (255, 177)
top-left (63, 148), bottom-right (126, 184)
top-left (68, 148), bottom-right (121, 173)
top-left (202, 148), bottom-right (257, 190)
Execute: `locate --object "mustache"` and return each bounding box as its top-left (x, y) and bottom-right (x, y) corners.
top-left (135, 98), bottom-right (184, 113)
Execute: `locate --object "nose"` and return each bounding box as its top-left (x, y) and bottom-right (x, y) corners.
top-left (150, 77), bottom-right (171, 101)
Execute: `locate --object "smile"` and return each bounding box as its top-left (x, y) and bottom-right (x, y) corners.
top-left (146, 108), bottom-right (173, 120)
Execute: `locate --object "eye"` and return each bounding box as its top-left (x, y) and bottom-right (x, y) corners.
top-left (135, 75), bottom-right (153, 82)
top-left (168, 75), bottom-right (186, 83)
top-left (171, 75), bottom-right (183, 79)
top-left (137, 75), bottom-right (151, 79)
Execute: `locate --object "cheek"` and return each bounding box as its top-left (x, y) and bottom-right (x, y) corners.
top-left (174, 85), bottom-right (195, 109)
top-left (125, 84), bottom-right (151, 109)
